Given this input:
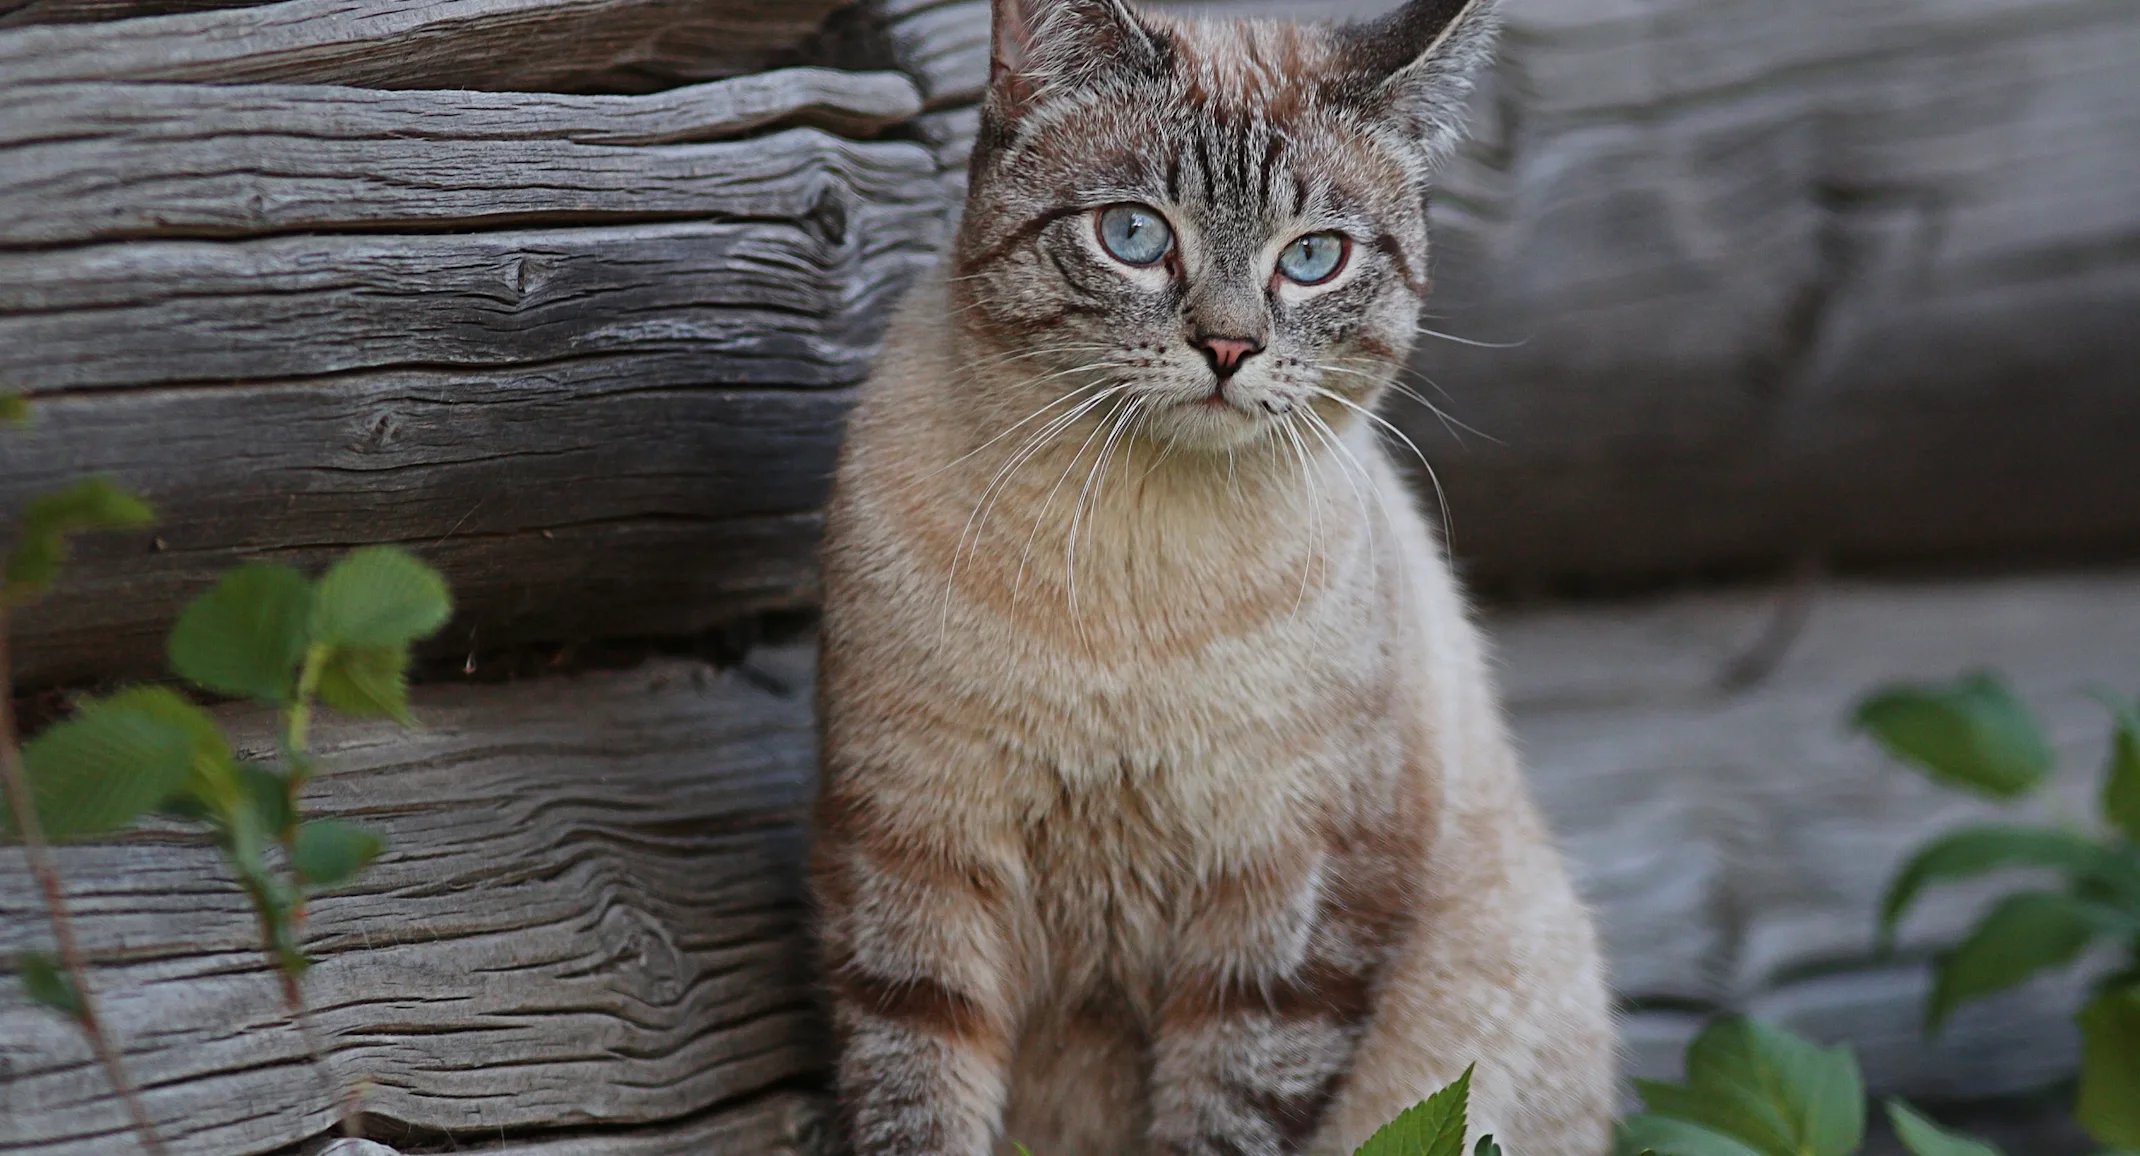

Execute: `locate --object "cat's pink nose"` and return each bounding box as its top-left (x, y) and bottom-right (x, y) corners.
top-left (1195, 335), bottom-right (1264, 379)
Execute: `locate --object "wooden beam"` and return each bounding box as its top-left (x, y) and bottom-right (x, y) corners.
top-left (0, 0), bottom-right (849, 92)
top-left (3, 365), bottom-right (844, 687)
top-left (0, 646), bottom-right (823, 1155)
top-left (0, 72), bottom-right (928, 246)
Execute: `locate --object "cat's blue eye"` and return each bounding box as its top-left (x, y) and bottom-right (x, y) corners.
top-left (1276, 232), bottom-right (1349, 285)
top-left (1096, 204), bottom-right (1173, 266)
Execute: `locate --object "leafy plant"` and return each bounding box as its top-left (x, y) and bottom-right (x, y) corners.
top-left (1856, 672), bottom-right (2140, 1151)
top-left (0, 468), bottom-right (163, 1152)
top-left (1618, 1017), bottom-right (2011, 1156)
top-left (4, 395), bottom-right (453, 1150)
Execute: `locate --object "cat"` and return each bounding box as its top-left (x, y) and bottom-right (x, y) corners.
top-left (810, 0), bottom-right (1616, 1153)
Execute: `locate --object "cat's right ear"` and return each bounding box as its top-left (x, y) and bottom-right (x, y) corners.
top-left (986, 0), bottom-right (1167, 124)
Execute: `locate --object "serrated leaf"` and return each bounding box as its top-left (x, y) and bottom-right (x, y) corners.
top-left (1854, 674), bottom-right (2052, 800)
top-left (16, 951), bottom-right (83, 1019)
top-left (2102, 702), bottom-right (2140, 843)
top-left (1615, 1114), bottom-right (1767, 1156)
top-left (308, 546), bottom-right (451, 649)
top-left (1881, 825), bottom-right (2140, 943)
top-left (1354, 1064), bottom-right (1472, 1156)
top-left (292, 818), bottom-right (383, 889)
top-left (1887, 1100), bottom-right (2005, 1156)
top-left (167, 563), bottom-right (312, 703)
top-left (0, 392), bottom-right (29, 426)
top-left (99, 685), bottom-right (241, 822)
top-left (1928, 891), bottom-right (2131, 1030)
top-left (1637, 1018), bottom-right (1864, 1156)
top-left (2077, 983), bottom-right (2140, 1148)
top-left (4, 476), bottom-right (155, 596)
top-left (316, 645), bottom-right (413, 723)
top-left (9, 690), bottom-right (200, 839)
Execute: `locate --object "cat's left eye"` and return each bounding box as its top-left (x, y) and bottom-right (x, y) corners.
top-left (1276, 232), bottom-right (1349, 286)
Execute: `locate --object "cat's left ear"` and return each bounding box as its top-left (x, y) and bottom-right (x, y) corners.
top-left (1329, 0), bottom-right (1500, 161)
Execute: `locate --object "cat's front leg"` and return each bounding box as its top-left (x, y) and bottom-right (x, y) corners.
top-left (1147, 836), bottom-right (1421, 1156)
top-left (813, 781), bottom-right (1019, 1156)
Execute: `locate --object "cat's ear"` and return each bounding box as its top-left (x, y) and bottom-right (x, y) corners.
top-left (986, 0), bottom-right (1168, 122)
top-left (1330, 0), bottom-right (1499, 160)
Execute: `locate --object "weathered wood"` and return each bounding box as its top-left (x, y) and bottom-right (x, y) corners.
top-left (0, 0), bottom-right (260, 30)
top-left (0, 648), bottom-right (824, 1156)
top-left (0, 0), bottom-right (847, 92)
top-left (1506, 569), bottom-right (2140, 1102)
top-left (4, 364), bottom-right (843, 687)
top-left (0, 84), bottom-right (930, 245)
top-left (1, 204), bottom-right (938, 393)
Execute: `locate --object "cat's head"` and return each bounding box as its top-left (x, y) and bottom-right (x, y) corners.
top-left (951, 0), bottom-right (1497, 454)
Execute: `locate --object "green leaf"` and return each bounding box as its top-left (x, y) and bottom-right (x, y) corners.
top-left (1615, 1115), bottom-right (1767, 1156)
top-left (9, 689), bottom-right (202, 839)
top-left (167, 563), bottom-right (313, 703)
top-left (0, 392), bottom-right (29, 426)
top-left (1880, 825), bottom-right (2140, 943)
top-left (16, 951), bottom-right (84, 1019)
top-left (308, 545), bottom-right (451, 649)
top-left (1353, 1064), bottom-right (1473, 1156)
top-left (1473, 1137), bottom-right (1502, 1156)
top-left (2102, 701), bottom-right (2140, 843)
top-left (1854, 674), bottom-right (2053, 800)
top-left (1636, 1018), bottom-right (1864, 1156)
top-left (291, 818), bottom-right (384, 888)
top-left (234, 761), bottom-right (294, 842)
top-left (316, 644), bottom-right (413, 723)
top-left (1887, 1100), bottom-right (2006, 1156)
top-left (1928, 891), bottom-right (2131, 1030)
top-left (4, 476), bottom-right (155, 597)
top-left (2077, 983), bottom-right (2140, 1148)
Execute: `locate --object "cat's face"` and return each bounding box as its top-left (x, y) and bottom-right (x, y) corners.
top-left (953, 0), bottom-right (1495, 454)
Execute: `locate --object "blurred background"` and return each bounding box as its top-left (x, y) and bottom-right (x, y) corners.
top-left (1, 0), bottom-right (2136, 1151)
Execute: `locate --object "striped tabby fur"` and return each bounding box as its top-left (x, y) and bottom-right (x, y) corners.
top-left (813, 1), bottom-right (1616, 1152)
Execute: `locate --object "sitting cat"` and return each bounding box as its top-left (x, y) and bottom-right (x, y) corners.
top-left (812, 0), bottom-right (1616, 1152)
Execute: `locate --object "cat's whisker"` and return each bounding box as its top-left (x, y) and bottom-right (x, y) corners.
top-left (1318, 361), bottom-right (1501, 448)
top-left (1066, 397), bottom-right (1143, 622)
top-left (939, 379), bottom-right (1131, 633)
top-left (1300, 408), bottom-right (1380, 579)
top-left (1014, 390), bottom-right (1132, 601)
top-left (1306, 384), bottom-right (1454, 548)
top-left (1409, 323), bottom-right (1530, 350)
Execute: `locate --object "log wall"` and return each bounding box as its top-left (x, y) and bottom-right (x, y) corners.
top-left (4, 0), bottom-right (2136, 1151)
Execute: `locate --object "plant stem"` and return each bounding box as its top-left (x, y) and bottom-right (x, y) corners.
top-left (0, 611), bottom-right (167, 1155)
top-left (273, 642), bottom-right (361, 1140)
top-left (278, 955), bottom-right (361, 1139)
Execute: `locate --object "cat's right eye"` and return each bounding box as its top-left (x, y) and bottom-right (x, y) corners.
top-left (1095, 204), bottom-right (1174, 266)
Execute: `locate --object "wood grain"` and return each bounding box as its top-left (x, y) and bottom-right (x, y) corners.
top-left (0, 0), bottom-right (848, 92)
top-left (1505, 569), bottom-right (2140, 1102)
top-left (3, 365), bottom-right (843, 687)
top-left (0, 72), bottom-right (927, 246)
top-left (0, 647), bottom-right (825, 1156)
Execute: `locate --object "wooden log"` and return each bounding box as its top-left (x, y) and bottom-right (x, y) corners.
top-left (0, 82), bottom-right (931, 245)
top-left (0, 0), bottom-right (848, 92)
top-left (0, 209), bottom-right (939, 393)
top-left (1507, 568), bottom-right (2140, 1101)
top-left (3, 364), bottom-right (843, 687)
top-left (0, 646), bottom-right (823, 1156)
